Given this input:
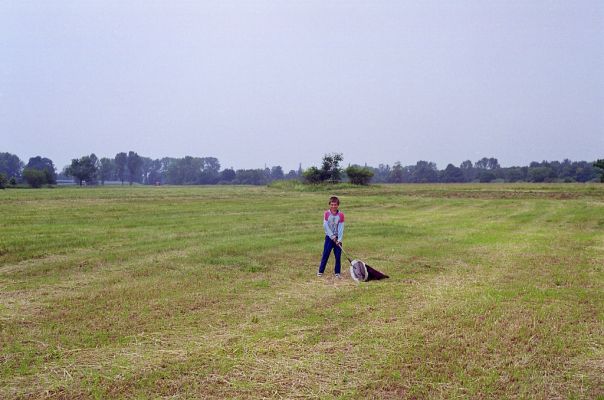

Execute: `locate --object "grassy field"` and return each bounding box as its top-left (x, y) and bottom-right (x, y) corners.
top-left (1, 183), bottom-right (603, 399)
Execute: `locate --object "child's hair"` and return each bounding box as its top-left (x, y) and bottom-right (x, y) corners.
top-left (329, 196), bottom-right (340, 205)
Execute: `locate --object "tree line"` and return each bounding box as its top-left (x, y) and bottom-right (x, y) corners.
top-left (0, 151), bottom-right (602, 188)
top-left (0, 151), bottom-right (302, 187)
top-left (367, 158), bottom-right (604, 184)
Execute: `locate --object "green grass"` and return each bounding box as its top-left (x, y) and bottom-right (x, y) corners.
top-left (1, 183), bottom-right (603, 399)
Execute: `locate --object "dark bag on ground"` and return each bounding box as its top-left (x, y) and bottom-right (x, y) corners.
top-left (350, 259), bottom-right (389, 282)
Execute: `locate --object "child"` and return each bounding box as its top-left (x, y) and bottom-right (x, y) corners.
top-left (317, 196), bottom-right (345, 278)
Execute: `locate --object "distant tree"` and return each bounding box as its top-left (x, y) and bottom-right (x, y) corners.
top-left (487, 158), bottom-right (500, 170)
top-left (0, 152), bottom-right (23, 182)
top-left (88, 154), bottom-right (99, 184)
top-left (459, 160), bottom-right (475, 182)
top-left (235, 169), bottom-right (268, 185)
top-left (162, 156), bottom-right (220, 185)
top-left (470, 157), bottom-right (500, 181)
top-left (388, 162), bottom-right (405, 183)
top-left (98, 157), bottom-right (115, 185)
top-left (147, 159), bottom-right (163, 185)
top-left (548, 160), bottom-right (562, 178)
top-left (0, 172), bottom-right (7, 189)
top-left (373, 164), bottom-right (391, 183)
top-left (23, 168), bottom-right (47, 188)
top-left (166, 156), bottom-right (197, 184)
top-left (285, 169), bottom-right (298, 180)
top-left (460, 160), bottom-right (473, 170)
top-left (574, 161), bottom-right (597, 182)
top-left (475, 157), bottom-right (488, 169)
top-left (593, 159), bottom-right (604, 182)
top-left (560, 159), bottom-right (576, 181)
top-left (159, 157), bottom-right (175, 183)
top-left (527, 166), bottom-right (553, 182)
top-left (440, 164), bottom-right (464, 183)
top-left (478, 170), bottom-right (497, 183)
top-left (303, 166), bottom-right (324, 184)
top-left (115, 152), bottom-right (128, 184)
top-left (198, 157), bottom-right (221, 184)
top-left (270, 166), bottom-right (284, 181)
top-left (65, 154), bottom-right (99, 186)
top-left (412, 161), bottom-right (438, 183)
top-left (139, 157), bottom-right (153, 184)
top-left (301, 153), bottom-right (344, 184)
top-left (474, 157), bottom-right (499, 170)
top-left (321, 153), bottom-right (343, 183)
top-left (127, 151), bottom-right (142, 184)
top-left (504, 167), bottom-right (527, 182)
top-left (345, 165), bottom-right (374, 185)
top-left (549, 159), bottom-right (597, 182)
top-left (25, 156), bottom-right (56, 184)
top-left (203, 157), bottom-right (221, 173)
top-left (220, 168), bottom-right (236, 183)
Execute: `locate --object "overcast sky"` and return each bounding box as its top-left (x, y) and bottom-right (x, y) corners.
top-left (2, 0), bottom-right (603, 171)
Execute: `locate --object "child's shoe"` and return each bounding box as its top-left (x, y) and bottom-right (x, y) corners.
top-left (317, 272), bottom-right (323, 277)
top-left (335, 273), bottom-right (341, 279)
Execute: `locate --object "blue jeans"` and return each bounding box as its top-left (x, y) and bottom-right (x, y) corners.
top-left (318, 236), bottom-right (342, 274)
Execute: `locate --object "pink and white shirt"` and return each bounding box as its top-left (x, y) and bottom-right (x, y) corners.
top-left (323, 210), bottom-right (345, 241)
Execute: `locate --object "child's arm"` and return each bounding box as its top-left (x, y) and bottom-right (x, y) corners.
top-left (337, 222), bottom-right (344, 243)
top-left (337, 212), bottom-right (345, 243)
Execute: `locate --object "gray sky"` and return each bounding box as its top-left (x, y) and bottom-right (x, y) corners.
top-left (2, 0), bottom-right (603, 171)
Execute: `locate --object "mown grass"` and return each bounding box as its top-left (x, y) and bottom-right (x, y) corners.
top-left (1, 183), bottom-right (603, 399)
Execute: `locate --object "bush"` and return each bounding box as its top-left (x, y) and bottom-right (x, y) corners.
top-left (303, 154), bottom-right (343, 184)
top-left (345, 166), bottom-right (374, 185)
top-left (23, 168), bottom-right (47, 188)
top-left (594, 159), bottom-right (604, 182)
top-left (0, 173), bottom-right (7, 189)
top-left (478, 170), bottom-right (496, 183)
top-left (303, 167), bottom-right (325, 184)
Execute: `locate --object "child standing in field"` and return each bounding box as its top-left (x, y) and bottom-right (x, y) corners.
top-left (317, 196), bottom-right (345, 278)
